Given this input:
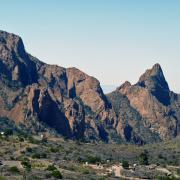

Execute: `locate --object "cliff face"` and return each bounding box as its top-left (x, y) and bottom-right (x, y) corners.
top-left (108, 64), bottom-right (180, 143)
top-left (0, 30), bottom-right (116, 141)
top-left (0, 30), bottom-right (180, 144)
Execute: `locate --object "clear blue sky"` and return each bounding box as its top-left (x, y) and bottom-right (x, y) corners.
top-left (1, 0), bottom-right (180, 92)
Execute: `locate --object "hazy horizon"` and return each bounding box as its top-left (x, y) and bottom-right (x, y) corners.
top-left (1, 0), bottom-right (180, 93)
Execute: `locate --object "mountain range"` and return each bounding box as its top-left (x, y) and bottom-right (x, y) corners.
top-left (0, 30), bottom-right (180, 144)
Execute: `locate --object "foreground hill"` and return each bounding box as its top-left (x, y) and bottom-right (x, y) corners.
top-left (0, 30), bottom-right (180, 144)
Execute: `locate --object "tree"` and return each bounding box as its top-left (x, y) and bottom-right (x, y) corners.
top-left (4, 129), bottom-right (13, 136)
top-left (51, 170), bottom-right (63, 179)
top-left (139, 150), bottom-right (149, 165)
top-left (122, 160), bottom-right (129, 169)
top-left (9, 166), bottom-right (20, 174)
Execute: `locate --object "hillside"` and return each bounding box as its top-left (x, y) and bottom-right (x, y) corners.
top-left (0, 30), bottom-right (180, 144)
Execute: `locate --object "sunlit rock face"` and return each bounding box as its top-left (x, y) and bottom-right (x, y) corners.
top-left (0, 30), bottom-right (180, 144)
top-left (108, 64), bottom-right (180, 142)
top-left (0, 30), bottom-right (116, 142)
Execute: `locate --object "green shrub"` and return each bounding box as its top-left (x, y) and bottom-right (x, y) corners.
top-left (77, 157), bottom-right (85, 163)
top-left (26, 147), bottom-right (33, 153)
top-left (46, 165), bottom-right (57, 171)
top-left (122, 160), bottom-right (129, 169)
top-left (177, 169), bottom-right (180, 175)
top-left (31, 152), bottom-right (47, 159)
top-left (49, 147), bottom-right (59, 153)
top-left (18, 137), bottom-right (24, 142)
top-left (41, 153), bottom-right (47, 158)
top-left (81, 168), bottom-right (90, 174)
top-left (74, 166), bottom-right (90, 174)
top-left (8, 166), bottom-right (20, 174)
top-left (32, 153), bottom-right (41, 159)
top-left (28, 136), bottom-right (40, 144)
top-left (51, 170), bottom-right (63, 179)
top-left (21, 160), bottom-right (31, 171)
top-left (4, 129), bottom-right (13, 136)
top-left (86, 155), bottom-right (101, 164)
top-left (158, 154), bottom-right (164, 159)
top-left (139, 150), bottom-right (149, 165)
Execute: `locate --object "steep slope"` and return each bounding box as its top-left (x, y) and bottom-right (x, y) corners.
top-left (0, 30), bottom-right (116, 141)
top-left (137, 63), bottom-right (170, 105)
top-left (0, 30), bottom-right (180, 144)
top-left (108, 64), bottom-right (180, 142)
top-left (0, 31), bottom-right (38, 86)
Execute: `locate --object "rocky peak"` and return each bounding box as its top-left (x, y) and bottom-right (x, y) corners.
top-left (137, 63), bottom-right (170, 105)
top-left (0, 30), bottom-right (37, 86)
top-left (138, 63), bottom-right (169, 91)
top-left (0, 30), bottom-right (26, 59)
top-left (66, 67), bottom-right (111, 112)
top-left (1, 30), bottom-right (180, 144)
top-left (117, 81), bottom-right (131, 94)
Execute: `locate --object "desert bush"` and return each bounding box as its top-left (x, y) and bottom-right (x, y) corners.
top-left (51, 170), bottom-right (63, 179)
top-left (177, 169), bottom-right (180, 175)
top-left (74, 165), bottom-right (90, 174)
top-left (26, 147), bottom-right (33, 153)
top-left (139, 150), bottom-right (149, 165)
top-left (32, 153), bottom-right (41, 159)
top-left (86, 155), bottom-right (101, 164)
top-left (18, 137), bottom-right (24, 142)
top-left (49, 147), bottom-right (59, 153)
top-left (28, 136), bottom-right (40, 144)
top-left (8, 166), bottom-right (20, 174)
top-left (4, 129), bottom-right (13, 136)
top-left (122, 160), bottom-right (129, 169)
top-left (41, 152), bottom-right (47, 158)
top-left (46, 165), bottom-right (57, 171)
top-left (21, 160), bottom-right (31, 171)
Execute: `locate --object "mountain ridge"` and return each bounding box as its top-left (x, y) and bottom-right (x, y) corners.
top-left (0, 30), bottom-right (180, 144)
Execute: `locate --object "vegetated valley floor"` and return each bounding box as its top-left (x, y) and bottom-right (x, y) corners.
top-left (0, 133), bottom-right (180, 180)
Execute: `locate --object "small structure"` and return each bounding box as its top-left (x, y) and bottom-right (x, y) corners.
top-left (133, 163), bottom-right (137, 171)
top-left (40, 134), bottom-right (44, 139)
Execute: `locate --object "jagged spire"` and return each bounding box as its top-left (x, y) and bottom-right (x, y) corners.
top-left (137, 63), bottom-right (170, 105)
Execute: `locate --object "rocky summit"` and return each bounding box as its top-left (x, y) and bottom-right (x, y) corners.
top-left (0, 30), bottom-right (180, 144)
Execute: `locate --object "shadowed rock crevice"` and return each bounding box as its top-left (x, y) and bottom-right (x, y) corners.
top-left (68, 82), bottom-right (76, 99)
top-left (38, 91), bottom-right (72, 138)
top-left (124, 124), bottom-right (132, 141)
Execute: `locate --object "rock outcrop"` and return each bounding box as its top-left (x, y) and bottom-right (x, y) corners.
top-left (108, 64), bottom-right (180, 143)
top-left (0, 30), bottom-right (180, 144)
top-left (0, 30), bottom-right (116, 142)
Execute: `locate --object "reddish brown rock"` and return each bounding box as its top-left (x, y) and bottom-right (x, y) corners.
top-left (115, 64), bottom-right (179, 141)
top-left (0, 30), bottom-right (115, 141)
top-left (0, 30), bottom-right (180, 144)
